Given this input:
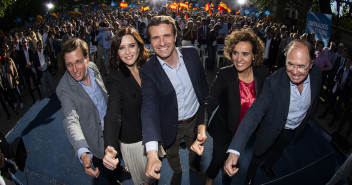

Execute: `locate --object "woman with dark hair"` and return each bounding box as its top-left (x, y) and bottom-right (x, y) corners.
top-left (102, 27), bottom-right (154, 185)
top-left (200, 29), bottom-right (271, 185)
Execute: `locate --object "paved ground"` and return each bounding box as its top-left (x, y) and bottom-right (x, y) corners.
top-left (1, 71), bottom-right (63, 137)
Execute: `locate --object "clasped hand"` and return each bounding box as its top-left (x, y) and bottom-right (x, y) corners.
top-left (103, 146), bottom-right (120, 170)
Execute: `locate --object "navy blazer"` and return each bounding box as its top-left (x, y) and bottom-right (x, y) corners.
top-left (33, 50), bottom-right (50, 79)
top-left (229, 65), bottom-right (322, 156)
top-left (140, 47), bottom-right (209, 147)
top-left (207, 65), bottom-right (270, 146)
top-left (17, 48), bottom-right (34, 73)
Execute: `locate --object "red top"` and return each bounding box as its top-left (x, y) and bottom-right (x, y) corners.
top-left (235, 79), bottom-right (256, 135)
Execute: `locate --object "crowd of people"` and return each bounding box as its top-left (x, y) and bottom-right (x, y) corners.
top-left (0, 3), bottom-right (352, 185)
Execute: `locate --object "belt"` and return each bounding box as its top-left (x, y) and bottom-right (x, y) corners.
top-left (178, 113), bottom-right (197, 124)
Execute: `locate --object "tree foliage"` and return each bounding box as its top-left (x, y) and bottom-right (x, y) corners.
top-left (253, 0), bottom-right (313, 25)
top-left (0, 0), bottom-right (14, 18)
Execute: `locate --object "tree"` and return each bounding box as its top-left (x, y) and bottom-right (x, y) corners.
top-left (0, 0), bottom-right (14, 18)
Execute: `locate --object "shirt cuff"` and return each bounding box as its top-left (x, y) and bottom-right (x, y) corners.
top-left (145, 141), bottom-right (158, 153)
top-left (77, 148), bottom-right (93, 163)
top-left (226, 149), bottom-right (240, 157)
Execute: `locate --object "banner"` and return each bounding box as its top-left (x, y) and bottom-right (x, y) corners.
top-left (305, 12), bottom-right (332, 47)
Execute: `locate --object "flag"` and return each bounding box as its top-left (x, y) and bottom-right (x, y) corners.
top-left (144, 6), bottom-right (149, 11)
top-left (36, 15), bottom-right (43, 21)
top-left (120, 2), bottom-right (128, 8)
top-left (111, 2), bottom-right (116, 7)
top-left (185, 13), bottom-right (188, 20)
top-left (52, 12), bottom-right (59, 18)
top-left (228, 7), bottom-right (232, 13)
top-left (170, 4), bottom-right (177, 10)
top-left (218, 2), bottom-right (228, 12)
top-left (16, 17), bottom-right (22, 23)
top-left (236, 10), bottom-right (240, 14)
top-left (264, 10), bottom-right (270, 16)
top-left (140, 6), bottom-right (143, 12)
top-left (102, 3), bottom-right (107, 7)
top-left (204, 2), bottom-right (214, 11)
top-left (179, 2), bottom-right (189, 10)
top-left (255, 12), bottom-right (260, 18)
top-left (244, 9), bottom-right (250, 15)
top-left (204, 2), bottom-right (209, 11)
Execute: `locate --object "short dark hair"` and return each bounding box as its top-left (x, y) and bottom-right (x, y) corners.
top-left (62, 38), bottom-right (89, 60)
top-left (147, 16), bottom-right (177, 39)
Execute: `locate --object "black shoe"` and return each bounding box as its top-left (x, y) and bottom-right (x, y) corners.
top-left (170, 172), bottom-right (182, 185)
top-left (261, 165), bottom-right (276, 179)
top-left (245, 178), bottom-right (254, 185)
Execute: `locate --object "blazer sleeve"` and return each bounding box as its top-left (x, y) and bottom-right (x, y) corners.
top-left (205, 69), bottom-right (228, 125)
top-left (228, 76), bottom-right (273, 154)
top-left (56, 79), bottom-right (90, 157)
top-left (104, 72), bottom-right (122, 151)
top-left (140, 68), bottom-right (162, 144)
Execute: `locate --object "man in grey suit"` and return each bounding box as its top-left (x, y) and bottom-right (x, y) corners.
top-left (56, 38), bottom-right (122, 185)
top-left (224, 39), bottom-right (322, 185)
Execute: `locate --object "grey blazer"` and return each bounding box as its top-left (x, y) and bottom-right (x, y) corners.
top-left (56, 62), bottom-right (107, 159)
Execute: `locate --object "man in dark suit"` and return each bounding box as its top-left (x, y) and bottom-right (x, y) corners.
top-left (319, 56), bottom-right (352, 125)
top-left (17, 38), bottom-right (42, 103)
top-left (224, 39), bottom-right (322, 185)
top-left (33, 41), bottom-right (54, 98)
top-left (140, 16), bottom-right (209, 185)
top-left (327, 48), bottom-right (349, 93)
top-left (197, 19), bottom-right (210, 47)
top-left (263, 27), bottom-right (279, 71)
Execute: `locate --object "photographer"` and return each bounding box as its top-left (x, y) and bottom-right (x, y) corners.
top-left (0, 133), bottom-right (26, 185)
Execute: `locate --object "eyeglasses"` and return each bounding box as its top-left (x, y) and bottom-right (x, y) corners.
top-left (66, 58), bottom-right (85, 69)
top-left (286, 62), bottom-right (310, 72)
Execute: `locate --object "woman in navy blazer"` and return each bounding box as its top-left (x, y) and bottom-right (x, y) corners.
top-left (204, 29), bottom-right (270, 185)
top-left (103, 27), bottom-right (155, 185)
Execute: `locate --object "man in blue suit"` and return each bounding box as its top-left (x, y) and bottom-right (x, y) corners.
top-left (224, 39), bottom-right (322, 185)
top-left (140, 16), bottom-right (209, 185)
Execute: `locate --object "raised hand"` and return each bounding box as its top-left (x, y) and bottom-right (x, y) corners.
top-left (103, 146), bottom-right (120, 170)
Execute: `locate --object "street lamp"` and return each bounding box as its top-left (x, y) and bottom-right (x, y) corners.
top-left (238, 0), bottom-right (246, 5)
top-left (238, 0), bottom-right (246, 10)
top-left (46, 2), bottom-right (54, 11)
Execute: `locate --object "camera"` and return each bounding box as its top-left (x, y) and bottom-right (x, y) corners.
top-left (0, 133), bottom-right (27, 172)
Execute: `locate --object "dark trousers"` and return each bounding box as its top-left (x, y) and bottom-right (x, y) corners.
top-left (165, 119), bottom-right (200, 174)
top-left (92, 156), bottom-right (120, 185)
top-left (24, 68), bottom-right (42, 100)
top-left (206, 140), bottom-right (232, 184)
top-left (207, 45), bottom-right (217, 70)
top-left (246, 129), bottom-right (295, 179)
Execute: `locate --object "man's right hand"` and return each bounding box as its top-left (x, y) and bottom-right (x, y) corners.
top-left (145, 150), bottom-right (162, 180)
top-left (103, 146), bottom-right (120, 170)
top-left (81, 153), bottom-right (100, 178)
top-left (224, 153), bottom-right (239, 177)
